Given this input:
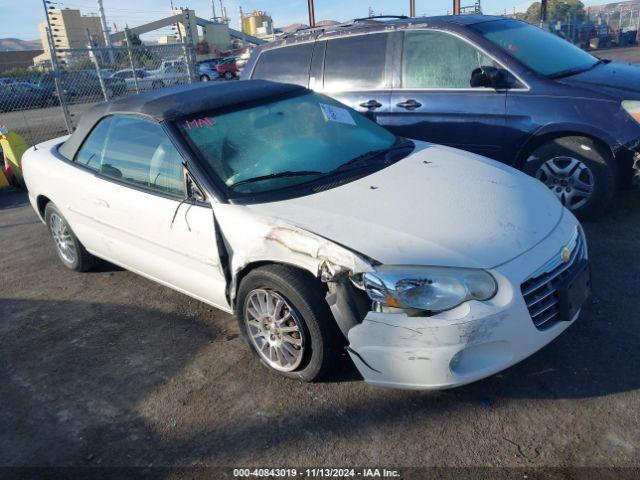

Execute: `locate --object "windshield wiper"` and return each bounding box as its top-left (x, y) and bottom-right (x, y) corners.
top-left (229, 170), bottom-right (323, 188)
top-left (329, 140), bottom-right (415, 175)
top-left (548, 58), bottom-right (609, 79)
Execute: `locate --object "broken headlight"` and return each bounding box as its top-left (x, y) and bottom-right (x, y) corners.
top-left (361, 266), bottom-right (497, 313)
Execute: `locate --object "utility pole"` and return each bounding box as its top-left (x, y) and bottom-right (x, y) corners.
top-left (239, 6), bottom-right (246, 45)
top-left (410, 0), bottom-right (416, 17)
top-left (211, 0), bottom-right (217, 22)
top-left (453, 0), bottom-right (461, 15)
top-left (96, 0), bottom-right (114, 64)
top-left (308, 0), bottom-right (315, 27)
top-left (540, 0), bottom-right (548, 26)
top-left (41, 0), bottom-right (72, 133)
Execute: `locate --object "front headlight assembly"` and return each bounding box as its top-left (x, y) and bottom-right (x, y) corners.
top-left (359, 266), bottom-right (497, 314)
top-left (622, 100), bottom-right (640, 124)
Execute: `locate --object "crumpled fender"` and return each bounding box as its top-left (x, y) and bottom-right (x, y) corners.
top-left (212, 204), bottom-right (374, 307)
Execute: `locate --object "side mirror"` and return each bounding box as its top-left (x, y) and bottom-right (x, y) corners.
top-left (470, 66), bottom-right (508, 89)
top-left (185, 172), bottom-right (206, 203)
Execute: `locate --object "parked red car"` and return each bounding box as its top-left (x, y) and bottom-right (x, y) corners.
top-left (216, 58), bottom-right (239, 80)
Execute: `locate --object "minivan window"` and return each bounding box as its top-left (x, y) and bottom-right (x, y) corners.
top-left (178, 92), bottom-right (399, 197)
top-left (402, 31), bottom-right (496, 89)
top-left (471, 19), bottom-right (598, 77)
top-left (74, 115), bottom-right (184, 196)
top-left (252, 43), bottom-right (314, 86)
top-left (323, 33), bottom-right (388, 92)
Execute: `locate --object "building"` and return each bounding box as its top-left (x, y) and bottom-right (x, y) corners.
top-left (0, 50), bottom-right (44, 73)
top-left (157, 35), bottom-right (179, 45)
top-left (33, 9), bottom-right (105, 68)
top-left (201, 23), bottom-right (232, 51)
top-left (242, 11), bottom-right (273, 37)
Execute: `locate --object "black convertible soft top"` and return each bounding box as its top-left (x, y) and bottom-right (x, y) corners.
top-left (59, 79), bottom-right (306, 160)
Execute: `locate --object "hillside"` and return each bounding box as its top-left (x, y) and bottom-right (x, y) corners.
top-left (0, 38), bottom-right (42, 52)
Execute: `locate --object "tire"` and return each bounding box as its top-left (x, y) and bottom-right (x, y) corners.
top-left (152, 80), bottom-right (165, 90)
top-left (223, 71), bottom-right (234, 80)
top-left (235, 265), bottom-right (341, 382)
top-left (523, 136), bottom-right (618, 220)
top-left (44, 202), bottom-right (97, 272)
top-left (200, 74), bottom-right (210, 82)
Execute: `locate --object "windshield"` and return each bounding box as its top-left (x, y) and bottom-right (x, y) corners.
top-left (177, 92), bottom-right (399, 197)
top-left (472, 19), bottom-right (598, 77)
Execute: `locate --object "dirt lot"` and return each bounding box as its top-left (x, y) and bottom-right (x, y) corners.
top-left (1, 187), bottom-right (639, 474)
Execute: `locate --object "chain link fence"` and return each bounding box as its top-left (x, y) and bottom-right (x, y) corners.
top-left (0, 43), bottom-right (198, 147)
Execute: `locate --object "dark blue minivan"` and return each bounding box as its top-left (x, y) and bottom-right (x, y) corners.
top-left (242, 15), bottom-right (640, 219)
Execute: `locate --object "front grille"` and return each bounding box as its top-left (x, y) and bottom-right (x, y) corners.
top-left (520, 228), bottom-right (587, 330)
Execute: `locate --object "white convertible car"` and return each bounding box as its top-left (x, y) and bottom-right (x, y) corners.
top-left (22, 80), bottom-right (591, 389)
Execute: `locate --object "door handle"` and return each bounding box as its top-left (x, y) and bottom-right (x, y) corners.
top-left (359, 99), bottom-right (383, 110)
top-left (396, 99), bottom-right (422, 110)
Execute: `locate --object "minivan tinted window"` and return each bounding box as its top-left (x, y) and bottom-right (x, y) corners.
top-left (252, 43), bottom-right (314, 86)
top-left (402, 31), bottom-right (495, 89)
top-left (323, 33), bottom-right (388, 92)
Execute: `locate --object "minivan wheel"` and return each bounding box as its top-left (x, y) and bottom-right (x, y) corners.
top-left (235, 265), bottom-right (341, 382)
top-left (44, 202), bottom-right (97, 272)
top-left (523, 136), bottom-right (617, 220)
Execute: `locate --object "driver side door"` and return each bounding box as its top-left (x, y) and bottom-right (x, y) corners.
top-left (389, 30), bottom-right (508, 162)
top-left (73, 114), bottom-right (229, 310)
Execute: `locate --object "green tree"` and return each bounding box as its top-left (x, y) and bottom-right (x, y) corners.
top-left (516, 0), bottom-right (586, 25)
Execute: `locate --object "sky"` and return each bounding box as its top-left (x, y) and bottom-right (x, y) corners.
top-left (1, 0), bottom-right (608, 41)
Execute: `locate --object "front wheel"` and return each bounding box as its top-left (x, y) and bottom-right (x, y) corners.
top-left (523, 136), bottom-right (617, 220)
top-left (45, 202), bottom-right (97, 272)
top-left (200, 74), bottom-right (210, 82)
top-left (151, 80), bottom-right (165, 90)
top-left (235, 265), bottom-right (341, 382)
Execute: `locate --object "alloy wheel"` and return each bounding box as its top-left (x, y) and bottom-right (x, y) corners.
top-left (244, 289), bottom-right (305, 372)
top-left (49, 213), bottom-right (77, 264)
top-left (536, 156), bottom-right (595, 210)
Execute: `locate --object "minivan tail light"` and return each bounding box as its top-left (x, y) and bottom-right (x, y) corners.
top-left (622, 101), bottom-right (640, 123)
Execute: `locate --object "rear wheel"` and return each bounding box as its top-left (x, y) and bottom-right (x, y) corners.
top-left (235, 265), bottom-right (341, 382)
top-left (152, 80), bottom-right (165, 90)
top-left (223, 71), bottom-right (235, 80)
top-left (523, 136), bottom-right (617, 220)
top-left (44, 202), bottom-right (97, 272)
top-left (200, 74), bottom-right (210, 82)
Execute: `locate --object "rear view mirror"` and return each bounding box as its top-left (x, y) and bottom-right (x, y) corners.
top-left (470, 66), bottom-right (508, 89)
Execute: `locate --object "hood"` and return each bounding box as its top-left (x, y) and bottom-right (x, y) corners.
top-left (245, 143), bottom-right (563, 269)
top-left (558, 61), bottom-right (640, 98)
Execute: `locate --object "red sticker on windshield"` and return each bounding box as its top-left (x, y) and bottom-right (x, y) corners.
top-left (184, 117), bottom-right (216, 129)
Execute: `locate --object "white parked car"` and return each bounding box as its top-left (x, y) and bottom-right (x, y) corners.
top-left (22, 81), bottom-right (591, 389)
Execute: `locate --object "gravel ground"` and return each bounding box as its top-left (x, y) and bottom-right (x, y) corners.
top-left (1, 188), bottom-right (639, 475)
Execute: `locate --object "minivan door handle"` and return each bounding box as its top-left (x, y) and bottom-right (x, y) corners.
top-left (359, 99), bottom-right (383, 110)
top-left (396, 99), bottom-right (422, 110)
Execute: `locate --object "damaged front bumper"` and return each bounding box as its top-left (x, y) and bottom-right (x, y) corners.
top-left (346, 213), bottom-right (583, 390)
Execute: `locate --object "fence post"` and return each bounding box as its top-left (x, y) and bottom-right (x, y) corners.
top-left (45, 27), bottom-right (72, 133)
top-left (124, 28), bottom-right (140, 94)
top-left (86, 29), bottom-right (109, 101)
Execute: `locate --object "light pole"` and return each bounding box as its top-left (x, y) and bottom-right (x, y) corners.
top-left (410, 0), bottom-right (415, 17)
top-left (308, 0), bottom-right (315, 28)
